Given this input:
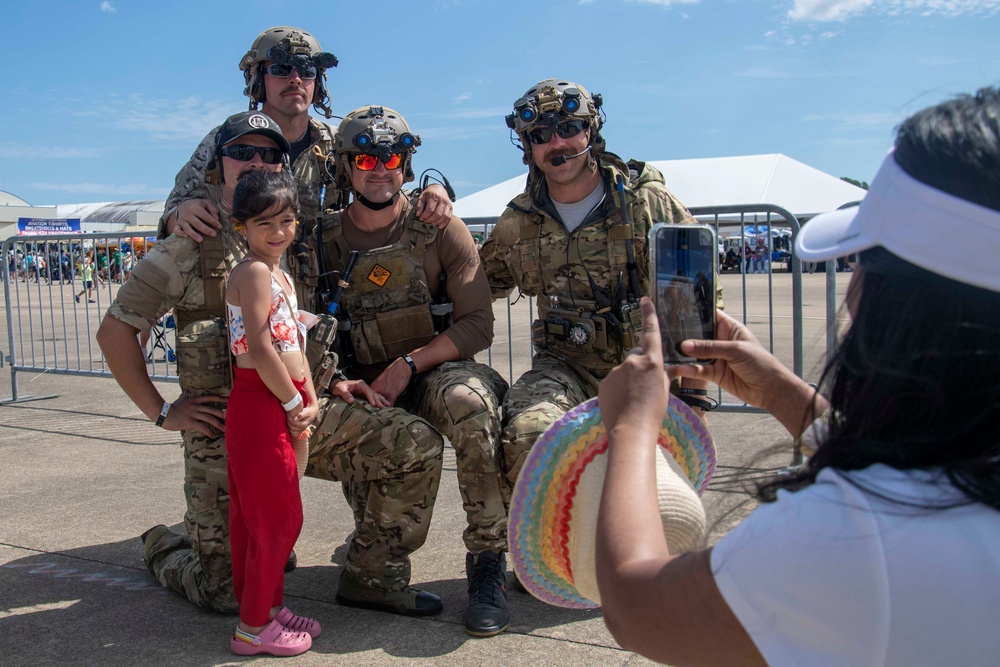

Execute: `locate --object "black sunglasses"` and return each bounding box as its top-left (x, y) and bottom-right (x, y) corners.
top-left (219, 144), bottom-right (284, 165)
top-left (266, 62), bottom-right (318, 80)
top-left (528, 119), bottom-right (586, 145)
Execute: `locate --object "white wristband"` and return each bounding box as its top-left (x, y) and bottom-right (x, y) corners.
top-left (282, 392), bottom-right (303, 412)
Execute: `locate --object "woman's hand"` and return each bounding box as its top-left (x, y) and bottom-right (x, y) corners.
top-left (673, 309), bottom-right (828, 438)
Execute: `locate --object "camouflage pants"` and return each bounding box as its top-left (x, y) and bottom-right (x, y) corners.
top-left (144, 382), bottom-right (447, 605)
top-left (305, 391), bottom-right (444, 591)
top-left (399, 360), bottom-right (509, 555)
top-left (500, 353), bottom-right (597, 500)
top-left (142, 429), bottom-right (237, 613)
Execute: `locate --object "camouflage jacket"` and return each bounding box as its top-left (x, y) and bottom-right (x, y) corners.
top-left (106, 229), bottom-right (246, 397)
top-left (481, 151), bottom-right (716, 375)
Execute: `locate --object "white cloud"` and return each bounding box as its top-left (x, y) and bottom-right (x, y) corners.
top-left (788, 0), bottom-right (1000, 22)
top-left (99, 1), bottom-right (117, 13)
top-left (75, 95), bottom-right (234, 143)
top-left (452, 92), bottom-right (473, 104)
top-left (28, 182), bottom-right (164, 195)
top-left (0, 144), bottom-right (100, 159)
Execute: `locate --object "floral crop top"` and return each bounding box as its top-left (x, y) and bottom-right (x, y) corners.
top-left (226, 268), bottom-right (304, 355)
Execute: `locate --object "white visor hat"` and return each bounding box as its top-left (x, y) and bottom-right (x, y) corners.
top-left (795, 150), bottom-right (1000, 293)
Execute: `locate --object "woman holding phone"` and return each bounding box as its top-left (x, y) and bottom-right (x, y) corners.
top-left (594, 88), bottom-right (1000, 666)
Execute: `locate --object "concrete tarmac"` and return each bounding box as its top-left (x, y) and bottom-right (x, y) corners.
top-left (0, 271), bottom-right (848, 666)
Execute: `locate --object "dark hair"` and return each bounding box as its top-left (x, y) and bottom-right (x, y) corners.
top-left (761, 87), bottom-right (1000, 511)
top-left (231, 170), bottom-right (299, 223)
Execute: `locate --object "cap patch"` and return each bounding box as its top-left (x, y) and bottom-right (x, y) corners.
top-left (248, 114), bottom-right (269, 129)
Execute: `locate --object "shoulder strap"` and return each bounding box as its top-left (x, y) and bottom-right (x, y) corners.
top-left (199, 233), bottom-right (227, 316)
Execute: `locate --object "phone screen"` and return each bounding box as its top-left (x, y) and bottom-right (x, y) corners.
top-left (650, 224), bottom-right (717, 364)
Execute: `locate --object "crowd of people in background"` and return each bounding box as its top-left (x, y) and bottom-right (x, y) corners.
top-left (5, 244), bottom-right (143, 291)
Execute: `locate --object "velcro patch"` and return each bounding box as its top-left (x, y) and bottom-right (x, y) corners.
top-left (368, 264), bottom-right (391, 287)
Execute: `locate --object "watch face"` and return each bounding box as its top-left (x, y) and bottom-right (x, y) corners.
top-left (568, 323), bottom-right (591, 346)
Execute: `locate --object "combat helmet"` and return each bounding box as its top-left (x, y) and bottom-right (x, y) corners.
top-left (239, 26), bottom-right (338, 119)
top-left (332, 105), bottom-right (421, 194)
top-left (505, 78), bottom-right (604, 165)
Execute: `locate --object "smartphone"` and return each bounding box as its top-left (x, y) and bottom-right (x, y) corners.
top-left (649, 223), bottom-right (717, 364)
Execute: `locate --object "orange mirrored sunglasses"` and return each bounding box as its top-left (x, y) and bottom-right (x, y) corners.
top-left (352, 153), bottom-right (403, 171)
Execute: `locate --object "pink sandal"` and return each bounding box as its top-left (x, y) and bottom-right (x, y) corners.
top-left (274, 605), bottom-right (322, 638)
top-left (230, 618), bottom-right (311, 657)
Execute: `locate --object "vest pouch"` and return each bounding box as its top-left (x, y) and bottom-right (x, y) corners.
top-left (537, 307), bottom-right (617, 375)
top-left (351, 303), bottom-right (435, 365)
top-left (175, 317), bottom-right (232, 398)
top-left (305, 313), bottom-right (338, 369)
top-left (530, 319), bottom-right (548, 352)
top-left (306, 313), bottom-right (341, 392)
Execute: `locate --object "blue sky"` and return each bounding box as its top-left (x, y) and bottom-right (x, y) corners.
top-left (2, 0), bottom-right (998, 206)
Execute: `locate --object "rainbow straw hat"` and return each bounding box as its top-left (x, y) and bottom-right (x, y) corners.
top-left (508, 395), bottom-right (716, 609)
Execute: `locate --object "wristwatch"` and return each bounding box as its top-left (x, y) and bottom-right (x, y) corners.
top-left (155, 401), bottom-right (171, 427)
top-left (402, 355), bottom-right (418, 377)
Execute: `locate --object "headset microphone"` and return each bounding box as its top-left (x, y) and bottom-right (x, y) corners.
top-left (550, 146), bottom-right (590, 167)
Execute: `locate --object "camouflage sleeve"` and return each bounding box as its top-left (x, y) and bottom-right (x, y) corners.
top-left (106, 237), bottom-right (199, 331)
top-left (479, 211), bottom-right (518, 302)
top-left (158, 126), bottom-right (221, 236)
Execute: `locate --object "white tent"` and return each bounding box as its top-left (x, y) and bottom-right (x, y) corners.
top-left (454, 153), bottom-right (867, 226)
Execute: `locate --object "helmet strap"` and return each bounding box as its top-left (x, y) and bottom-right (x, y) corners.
top-left (356, 192), bottom-right (399, 211)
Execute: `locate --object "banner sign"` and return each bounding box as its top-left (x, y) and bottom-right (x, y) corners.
top-left (17, 218), bottom-right (82, 235)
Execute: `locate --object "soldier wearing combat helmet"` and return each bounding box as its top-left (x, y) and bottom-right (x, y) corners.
top-left (159, 26), bottom-right (454, 301)
top-left (101, 110), bottom-right (445, 618)
top-left (309, 105), bottom-right (511, 635)
top-left (481, 79), bottom-right (722, 500)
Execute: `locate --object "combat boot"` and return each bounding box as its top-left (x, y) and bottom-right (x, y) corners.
top-left (335, 570), bottom-right (443, 617)
top-left (465, 550), bottom-right (509, 637)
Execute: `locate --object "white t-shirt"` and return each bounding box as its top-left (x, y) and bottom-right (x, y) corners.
top-left (712, 465), bottom-right (1000, 666)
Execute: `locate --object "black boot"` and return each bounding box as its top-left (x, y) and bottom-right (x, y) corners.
top-left (285, 549), bottom-right (297, 573)
top-left (465, 550), bottom-right (509, 637)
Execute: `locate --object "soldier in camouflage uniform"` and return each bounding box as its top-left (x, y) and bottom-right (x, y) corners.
top-left (309, 106), bottom-right (511, 635)
top-left (160, 26), bottom-right (453, 301)
top-left (481, 79), bottom-right (722, 498)
top-left (98, 111), bottom-right (444, 616)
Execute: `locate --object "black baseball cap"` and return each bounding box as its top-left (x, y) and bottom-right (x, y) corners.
top-left (216, 111), bottom-right (290, 152)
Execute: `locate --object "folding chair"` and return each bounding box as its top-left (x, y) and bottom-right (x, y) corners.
top-left (147, 312), bottom-right (176, 362)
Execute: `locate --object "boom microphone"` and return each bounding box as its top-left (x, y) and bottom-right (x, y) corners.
top-left (550, 146), bottom-right (590, 167)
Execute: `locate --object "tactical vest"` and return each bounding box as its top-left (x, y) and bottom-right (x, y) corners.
top-left (287, 119), bottom-right (337, 303)
top-left (505, 165), bottom-right (652, 375)
top-left (319, 209), bottom-right (439, 366)
top-left (172, 233), bottom-right (234, 397)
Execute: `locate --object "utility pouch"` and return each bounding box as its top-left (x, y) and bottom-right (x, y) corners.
top-left (305, 313), bottom-right (338, 368)
top-left (618, 300), bottom-right (643, 355)
top-left (530, 319), bottom-right (548, 352)
top-left (350, 304), bottom-right (435, 365)
top-left (175, 317), bottom-right (232, 398)
top-left (306, 313), bottom-right (340, 392)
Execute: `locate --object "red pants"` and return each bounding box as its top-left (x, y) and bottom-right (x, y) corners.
top-left (225, 367), bottom-right (305, 626)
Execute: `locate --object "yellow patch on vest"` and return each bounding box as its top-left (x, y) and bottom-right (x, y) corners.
top-left (368, 264), bottom-right (391, 287)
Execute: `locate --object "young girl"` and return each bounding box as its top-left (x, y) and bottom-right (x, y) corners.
top-left (225, 170), bottom-right (321, 657)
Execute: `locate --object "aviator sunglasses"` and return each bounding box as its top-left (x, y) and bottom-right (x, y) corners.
top-left (352, 153), bottom-right (404, 171)
top-left (266, 62), bottom-right (318, 80)
top-left (219, 144), bottom-right (284, 165)
top-left (528, 119), bottom-right (586, 145)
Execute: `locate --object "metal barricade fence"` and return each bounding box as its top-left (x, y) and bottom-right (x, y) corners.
top-left (5, 213), bottom-right (835, 462)
top-left (2, 232), bottom-right (178, 405)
